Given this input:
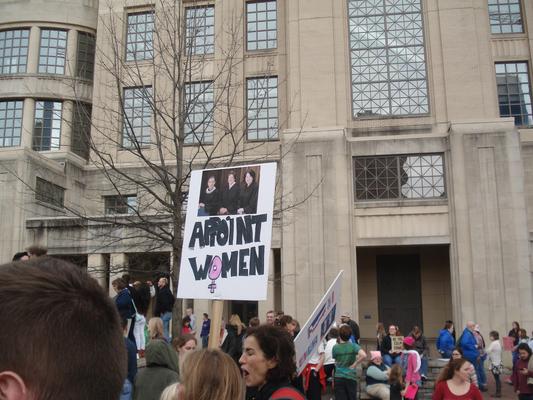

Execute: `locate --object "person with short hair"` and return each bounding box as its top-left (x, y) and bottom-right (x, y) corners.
top-left (333, 324), bottom-right (367, 400)
top-left (112, 277), bottom-right (136, 344)
top-left (186, 307), bottom-right (196, 333)
top-left (200, 312), bottom-right (211, 348)
top-left (155, 277), bottom-right (175, 341)
top-left (240, 325), bottom-right (305, 400)
top-left (0, 257), bottom-right (126, 400)
top-left (266, 310), bottom-right (275, 325)
top-left (181, 349), bottom-right (244, 400)
top-left (340, 312), bottom-right (361, 343)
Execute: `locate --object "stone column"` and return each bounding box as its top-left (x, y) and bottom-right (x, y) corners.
top-left (109, 253), bottom-right (128, 296)
top-left (88, 253), bottom-right (108, 288)
top-left (66, 29), bottom-right (78, 77)
top-left (61, 100), bottom-right (73, 152)
top-left (21, 98), bottom-right (35, 148)
top-left (27, 26), bottom-right (40, 74)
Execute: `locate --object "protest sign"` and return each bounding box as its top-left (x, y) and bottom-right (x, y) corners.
top-left (503, 336), bottom-right (515, 351)
top-left (177, 163), bottom-right (277, 300)
top-left (392, 336), bottom-right (404, 353)
top-left (294, 271), bottom-right (343, 375)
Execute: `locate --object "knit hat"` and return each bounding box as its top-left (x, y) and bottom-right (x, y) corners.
top-left (403, 336), bottom-right (415, 347)
top-left (341, 311), bottom-right (351, 318)
top-left (370, 351), bottom-right (382, 361)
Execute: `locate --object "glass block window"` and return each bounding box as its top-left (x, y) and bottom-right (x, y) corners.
top-left (247, 76), bottom-right (278, 140)
top-left (77, 32), bottom-right (96, 80)
top-left (123, 86), bottom-right (152, 147)
top-left (184, 81), bottom-right (214, 144)
top-left (38, 29), bottom-right (67, 74)
top-left (247, 1), bottom-right (277, 51)
top-left (496, 62), bottom-right (533, 127)
top-left (348, 0), bottom-right (428, 117)
top-left (126, 12), bottom-right (154, 61)
top-left (488, 0), bottom-right (523, 34)
top-left (185, 6), bottom-right (215, 55)
top-left (72, 102), bottom-right (91, 159)
top-left (36, 177), bottom-right (65, 208)
top-left (33, 101), bottom-right (62, 151)
top-left (104, 195), bottom-right (137, 215)
top-left (0, 100), bottom-right (23, 147)
top-left (354, 154), bottom-right (445, 201)
top-left (0, 29), bottom-right (29, 74)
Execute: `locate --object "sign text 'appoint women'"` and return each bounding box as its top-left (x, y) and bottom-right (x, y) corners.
top-left (177, 163), bottom-right (277, 301)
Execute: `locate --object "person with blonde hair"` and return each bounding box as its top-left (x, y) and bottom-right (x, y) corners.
top-left (159, 383), bottom-right (180, 400)
top-left (148, 317), bottom-right (166, 342)
top-left (180, 349), bottom-right (243, 400)
top-left (221, 314), bottom-right (245, 365)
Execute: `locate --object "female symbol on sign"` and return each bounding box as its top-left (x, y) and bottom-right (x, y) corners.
top-left (208, 256), bottom-right (222, 293)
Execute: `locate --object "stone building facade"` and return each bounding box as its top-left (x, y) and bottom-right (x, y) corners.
top-left (1, 0), bottom-right (533, 340)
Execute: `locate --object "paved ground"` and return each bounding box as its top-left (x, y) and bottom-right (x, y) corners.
top-left (482, 373), bottom-right (515, 400)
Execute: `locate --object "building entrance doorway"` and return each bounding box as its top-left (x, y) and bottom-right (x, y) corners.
top-left (230, 301), bottom-right (258, 324)
top-left (377, 254), bottom-right (423, 335)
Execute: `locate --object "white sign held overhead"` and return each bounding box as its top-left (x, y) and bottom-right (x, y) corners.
top-left (177, 162), bottom-right (277, 301)
top-left (294, 270), bottom-right (344, 375)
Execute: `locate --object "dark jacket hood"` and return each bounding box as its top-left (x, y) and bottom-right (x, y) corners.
top-left (145, 339), bottom-right (179, 373)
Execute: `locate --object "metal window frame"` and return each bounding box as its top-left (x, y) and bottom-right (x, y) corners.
top-left (246, 76), bottom-right (278, 141)
top-left (33, 100), bottom-right (63, 151)
top-left (495, 61), bottom-right (533, 127)
top-left (0, 28), bottom-right (30, 74)
top-left (125, 11), bottom-right (155, 62)
top-left (353, 153), bottom-right (446, 201)
top-left (35, 177), bottom-right (65, 208)
top-left (0, 99), bottom-right (23, 147)
top-left (347, 0), bottom-right (430, 118)
top-left (185, 5), bottom-right (215, 56)
top-left (122, 86), bottom-right (153, 148)
top-left (184, 80), bottom-right (214, 144)
top-left (38, 28), bottom-right (67, 75)
top-left (246, 0), bottom-right (277, 51)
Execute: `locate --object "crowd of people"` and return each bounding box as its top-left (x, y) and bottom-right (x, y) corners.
top-left (4, 254), bottom-right (533, 400)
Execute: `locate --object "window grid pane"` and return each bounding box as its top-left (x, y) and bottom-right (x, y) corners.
top-left (0, 29), bottom-right (29, 74)
top-left (247, 76), bottom-right (278, 140)
top-left (0, 100), bottom-right (23, 147)
top-left (123, 86), bottom-right (152, 147)
top-left (38, 29), bottom-right (67, 74)
top-left (186, 6), bottom-right (215, 55)
top-left (496, 62), bottom-right (533, 127)
top-left (354, 153), bottom-right (446, 201)
top-left (33, 101), bottom-right (62, 151)
top-left (126, 12), bottom-right (154, 61)
top-left (35, 177), bottom-right (65, 208)
top-left (72, 102), bottom-right (92, 159)
top-left (247, 1), bottom-right (277, 51)
top-left (488, 0), bottom-right (523, 34)
top-left (104, 195), bottom-right (137, 215)
top-left (77, 32), bottom-right (96, 79)
top-left (348, 0), bottom-right (429, 117)
top-left (185, 81), bottom-right (214, 144)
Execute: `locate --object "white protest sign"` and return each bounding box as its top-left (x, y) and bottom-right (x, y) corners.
top-left (177, 163), bottom-right (277, 300)
top-left (294, 270), bottom-right (343, 375)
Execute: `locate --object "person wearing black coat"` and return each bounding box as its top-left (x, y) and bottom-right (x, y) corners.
top-left (221, 320), bottom-right (244, 366)
top-left (198, 175), bottom-right (220, 216)
top-left (112, 278), bottom-right (136, 344)
top-left (219, 172), bottom-right (240, 215)
top-left (155, 277), bottom-right (175, 340)
top-left (237, 170), bottom-right (259, 215)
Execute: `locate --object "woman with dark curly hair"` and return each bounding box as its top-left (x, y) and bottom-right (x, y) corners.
top-left (239, 324), bottom-right (305, 400)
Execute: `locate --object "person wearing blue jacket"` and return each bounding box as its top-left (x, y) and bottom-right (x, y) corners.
top-left (459, 321), bottom-right (487, 391)
top-left (437, 320), bottom-right (456, 358)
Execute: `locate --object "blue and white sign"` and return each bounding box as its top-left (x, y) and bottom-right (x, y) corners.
top-left (294, 270), bottom-right (343, 375)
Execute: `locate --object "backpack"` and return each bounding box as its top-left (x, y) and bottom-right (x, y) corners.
top-left (270, 386), bottom-right (306, 400)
